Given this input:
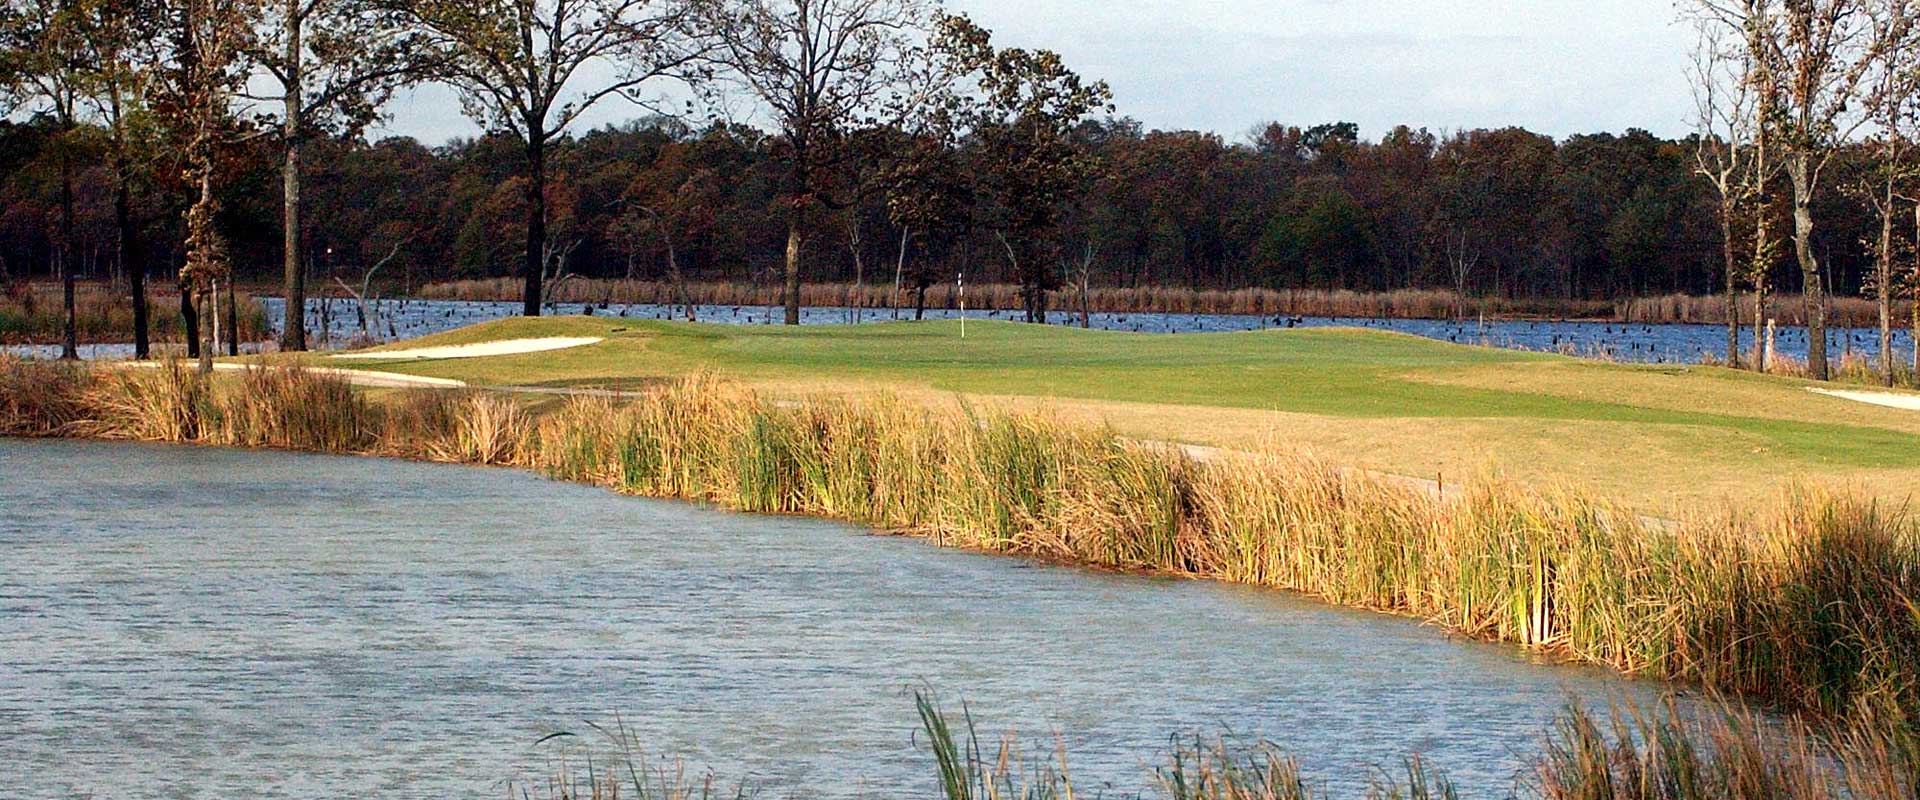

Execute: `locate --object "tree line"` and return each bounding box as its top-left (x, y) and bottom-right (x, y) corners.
top-left (4, 0), bottom-right (1920, 383)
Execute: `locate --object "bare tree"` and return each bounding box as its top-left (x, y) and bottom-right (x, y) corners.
top-left (331, 233), bottom-right (410, 337)
top-left (697, 0), bottom-right (938, 325)
top-left (249, 0), bottom-right (427, 351)
top-left (399, 0), bottom-right (706, 317)
top-left (1857, 0), bottom-right (1920, 385)
top-left (1690, 10), bottom-right (1765, 367)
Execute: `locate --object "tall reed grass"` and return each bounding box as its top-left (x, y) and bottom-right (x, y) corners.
top-left (417, 278), bottom-right (1620, 322)
top-left (0, 281), bottom-right (269, 345)
top-left (1618, 293), bottom-right (1880, 329)
top-left (3, 360), bottom-right (1918, 728)
top-left (520, 691), bottom-right (1916, 799)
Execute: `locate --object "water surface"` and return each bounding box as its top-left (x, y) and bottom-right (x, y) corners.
top-left (1, 439), bottom-right (1677, 798)
top-left (255, 295), bottom-right (1917, 365)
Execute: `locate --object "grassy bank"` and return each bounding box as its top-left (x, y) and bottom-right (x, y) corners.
top-left (0, 281), bottom-right (269, 346)
top-left (529, 692), bottom-right (1916, 799)
top-left (5, 357), bottom-right (1919, 728)
top-left (303, 317), bottom-right (1920, 512)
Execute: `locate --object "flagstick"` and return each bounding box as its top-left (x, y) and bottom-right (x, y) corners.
top-left (958, 272), bottom-right (966, 340)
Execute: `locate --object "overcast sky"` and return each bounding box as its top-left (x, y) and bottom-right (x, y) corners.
top-left (369, 0), bottom-right (1699, 146)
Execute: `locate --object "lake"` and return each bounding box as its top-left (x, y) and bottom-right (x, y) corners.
top-left (10, 296), bottom-right (1912, 365)
top-left (1, 438), bottom-right (1684, 798)
top-left (260, 296), bottom-right (1917, 366)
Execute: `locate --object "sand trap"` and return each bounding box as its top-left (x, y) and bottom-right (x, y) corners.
top-left (331, 337), bottom-right (603, 361)
top-left (1810, 387), bottom-right (1920, 411)
top-left (117, 361), bottom-right (467, 389)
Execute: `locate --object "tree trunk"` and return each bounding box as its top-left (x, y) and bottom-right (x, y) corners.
top-left (523, 135), bottom-right (546, 317)
top-left (1721, 205), bottom-right (1739, 368)
top-left (848, 226), bottom-right (864, 325)
top-left (59, 138), bottom-right (78, 361)
top-left (280, 7), bottom-right (306, 351)
top-left (198, 285), bottom-right (213, 375)
top-left (225, 278), bottom-right (239, 356)
top-left (892, 226), bottom-right (909, 320)
top-left (1787, 158), bottom-right (1827, 380)
top-left (281, 127), bottom-right (305, 349)
top-left (914, 283), bottom-right (926, 320)
top-left (181, 284), bottom-right (201, 360)
top-left (1752, 221), bottom-right (1770, 372)
top-left (783, 214), bottom-right (803, 325)
top-left (666, 236), bottom-right (693, 321)
top-left (117, 149), bottom-right (146, 360)
top-left (1878, 191), bottom-right (1894, 386)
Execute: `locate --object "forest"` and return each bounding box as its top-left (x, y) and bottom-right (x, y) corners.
top-left (3, 0), bottom-right (1919, 382)
top-left (4, 116), bottom-right (1813, 301)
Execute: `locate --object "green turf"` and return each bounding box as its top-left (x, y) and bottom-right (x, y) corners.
top-left (298, 316), bottom-right (1920, 509)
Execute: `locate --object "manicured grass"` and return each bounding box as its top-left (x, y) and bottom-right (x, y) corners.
top-left (298, 316), bottom-right (1920, 511)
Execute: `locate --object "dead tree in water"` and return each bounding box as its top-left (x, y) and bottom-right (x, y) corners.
top-left (331, 235), bottom-right (411, 339)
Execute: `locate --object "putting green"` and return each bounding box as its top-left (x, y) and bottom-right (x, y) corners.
top-left (293, 316), bottom-right (1920, 512)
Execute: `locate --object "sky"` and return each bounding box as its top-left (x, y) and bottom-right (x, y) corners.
top-left (369, 0), bottom-right (1701, 147)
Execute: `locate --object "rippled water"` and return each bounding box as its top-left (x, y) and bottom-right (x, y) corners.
top-left (254, 296), bottom-right (1917, 365)
top-left (9, 296), bottom-right (1913, 365)
top-left (1, 439), bottom-right (1680, 798)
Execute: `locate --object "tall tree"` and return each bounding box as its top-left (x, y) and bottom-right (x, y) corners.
top-left (617, 141), bottom-right (719, 319)
top-left (249, 0), bottom-right (426, 350)
top-left (880, 127), bottom-right (971, 318)
top-left (156, 0), bottom-right (252, 373)
top-left (400, 0), bottom-right (704, 316)
top-left (1690, 8), bottom-right (1764, 367)
top-left (697, 0), bottom-right (937, 325)
top-left (934, 13), bottom-right (1110, 323)
top-left (87, 0), bottom-right (159, 359)
top-left (1753, 0), bottom-right (1885, 380)
top-left (1856, 0), bottom-right (1919, 385)
top-left (0, 0), bottom-right (90, 359)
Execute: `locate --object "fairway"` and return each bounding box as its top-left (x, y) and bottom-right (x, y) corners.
top-left (307, 316), bottom-right (1920, 512)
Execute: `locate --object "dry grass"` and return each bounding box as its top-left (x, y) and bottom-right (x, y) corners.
top-left (418, 278), bottom-right (1621, 321)
top-left (0, 281), bottom-right (268, 345)
top-left (1620, 293), bottom-right (1883, 328)
top-left (428, 278), bottom-right (1914, 326)
top-left (526, 691), bottom-right (1915, 799)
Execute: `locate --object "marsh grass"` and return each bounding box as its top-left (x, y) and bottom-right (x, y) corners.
top-left (0, 281), bottom-right (268, 345)
top-left (0, 354), bottom-right (96, 435)
top-left (418, 279), bottom-right (1619, 322)
top-left (4, 361), bottom-right (1920, 727)
top-left (526, 692), bottom-right (1912, 799)
top-left (1618, 293), bottom-right (1879, 328)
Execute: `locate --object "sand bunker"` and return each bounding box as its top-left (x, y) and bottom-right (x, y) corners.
top-left (118, 361), bottom-right (467, 389)
top-left (331, 337), bottom-right (603, 361)
top-left (1810, 387), bottom-right (1920, 411)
